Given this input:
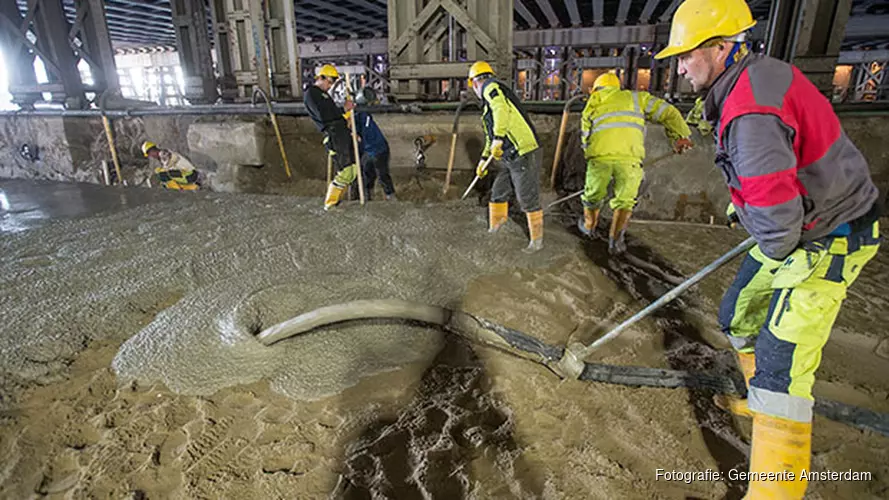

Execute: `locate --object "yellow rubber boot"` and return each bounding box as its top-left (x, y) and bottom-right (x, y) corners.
top-left (715, 352), bottom-right (756, 417)
top-left (488, 202), bottom-right (508, 233)
top-left (608, 209), bottom-right (633, 255)
top-left (578, 207), bottom-right (600, 237)
top-left (324, 183), bottom-right (345, 210)
top-left (524, 210), bottom-right (544, 253)
top-left (744, 413), bottom-right (811, 499)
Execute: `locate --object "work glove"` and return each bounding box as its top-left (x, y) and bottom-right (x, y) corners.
top-left (726, 203), bottom-right (740, 229)
top-left (490, 138), bottom-right (504, 160)
top-left (673, 137), bottom-right (694, 154)
top-left (476, 157), bottom-right (491, 178)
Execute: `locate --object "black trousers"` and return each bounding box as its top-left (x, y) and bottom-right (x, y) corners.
top-left (325, 125), bottom-right (355, 172)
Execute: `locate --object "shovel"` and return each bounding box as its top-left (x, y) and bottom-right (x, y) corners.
top-left (553, 236), bottom-right (756, 379)
top-left (461, 156), bottom-right (495, 200)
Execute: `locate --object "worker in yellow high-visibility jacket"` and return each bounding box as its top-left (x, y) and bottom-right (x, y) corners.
top-left (578, 72), bottom-right (693, 254)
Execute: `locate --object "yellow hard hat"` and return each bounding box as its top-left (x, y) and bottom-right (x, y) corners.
top-left (141, 141), bottom-right (157, 157)
top-left (317, 64), bottom-right (339, 79)
top-left (467, 61), bottom-right (494, 86)
top-left (654, 0), bottom-right (756, 60)
top-left (592, 73), bottom-right (621, 91)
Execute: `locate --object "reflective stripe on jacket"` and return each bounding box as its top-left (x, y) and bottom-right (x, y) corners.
top-left (706, 54), bottom-right (879, 259)
top-left (580, 87), bottom-right (690, 162)
top-left (480, 79), bottom-right (539, 160)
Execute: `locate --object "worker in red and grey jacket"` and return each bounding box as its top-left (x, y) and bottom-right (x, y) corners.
top-left (656, 1), bottom-right (880, 498)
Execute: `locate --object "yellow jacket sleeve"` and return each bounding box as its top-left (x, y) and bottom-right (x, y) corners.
top-left (638, 92), bottom-right (691, 141)
top-left (483, 83), bottom-right (510, 140)
top-left (481, 118), bottom-right (491, 158)
top-left (580, 99), bottom-right (596, 144)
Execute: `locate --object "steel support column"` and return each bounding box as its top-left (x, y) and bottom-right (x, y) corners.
top-left (209, 0), bottom-right (301, 102)
top-left (388, 0), bottom-right (513, 100)
top-left (72, 0), bottom-right (118, 94)
top-left (624, 47), bottom-right (637, 90)
top-left (1, 0), bottom-right (85, 107)
top-left (170, 0), bottom-right (218, 104)
top-left (766, 0), bottom-right (852, 97)
top-left (0, 0), bottom-right (40, 107)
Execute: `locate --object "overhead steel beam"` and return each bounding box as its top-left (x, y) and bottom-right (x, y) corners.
top-left (616, 0), bottom-right (632, 25)
top-left (515, 24), bottom-right (658, 47)
top-left (518, 55), bottom-right (626, 68)
top-left (565, 0), bottom-right (581, 26)
top-left (302, 24), bottom-right (666, 57)
top-left (514, 0), bottom-right (539, 28)
top-left (299, 37), bottom-right (388, 58)
top-left (659, 0), bottom-right (683, 23)
top-left (639, 0), bottom-right (660, 24)
top-left (838, 49), bottom-right (889, 64)
top-left (593, 0), bottom-right (604, 26)
top-left (389, 61), bottom-right (472, 79)
top-left (534, 0), bottom-right (560, 28)
top-left (844, 15), bottom-right (889, 38)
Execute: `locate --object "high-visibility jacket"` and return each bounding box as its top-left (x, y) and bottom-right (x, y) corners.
top-left (705, 54), bottom-right (879, 259)
top-left (580, 87), bottom-right (690, 162)
top-left (480, 79), bottom-right (539, 160)
top-left (155, 151), bottom-right (198, 185)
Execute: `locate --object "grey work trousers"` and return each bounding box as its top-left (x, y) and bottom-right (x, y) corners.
top-left (490, 149), bottom-right (541, 212)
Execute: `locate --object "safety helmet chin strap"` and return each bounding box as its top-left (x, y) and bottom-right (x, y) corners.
top-left (723, 33), bottom-right (751, 70)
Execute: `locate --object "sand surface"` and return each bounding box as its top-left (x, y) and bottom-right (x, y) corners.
top-left (1, 180), bottom-right (887, 499)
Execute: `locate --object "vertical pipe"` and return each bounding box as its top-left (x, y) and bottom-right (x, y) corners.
top-left (550, 94), bottom-right (585, 189)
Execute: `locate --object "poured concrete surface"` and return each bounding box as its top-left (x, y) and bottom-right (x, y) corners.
top-left (1, 179), bottom-right (887, 499)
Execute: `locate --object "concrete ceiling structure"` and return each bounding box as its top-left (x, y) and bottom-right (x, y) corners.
top-left (14, 0), bottom-right (889, 50)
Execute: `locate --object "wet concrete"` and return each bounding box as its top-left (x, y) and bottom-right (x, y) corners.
top-left (0, 179), bottom-right (173, 233)
top-left (1, 178), bottom-right (887, 499)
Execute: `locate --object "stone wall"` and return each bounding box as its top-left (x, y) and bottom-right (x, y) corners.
top-left (1, 111), bottom-right (886, 221)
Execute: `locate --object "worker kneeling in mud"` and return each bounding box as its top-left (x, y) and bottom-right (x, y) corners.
top-left (142, 141), bottom-right (200, 191)
top-left (578, 72), bottom-right (693, 254)
top-left (656, 0), bottom-right (881, 498)
top-left (468, 61), bottom-right (544, 253)
top-left (305, 63), bottom-right (357, 210)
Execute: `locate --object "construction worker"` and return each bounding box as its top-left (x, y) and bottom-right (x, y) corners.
top-left (685, 96), bottom-right (714, 136)
top-left (305, 64), bottom-right (357, 210)
top-left (468, 61), bottom-right (544, 253)
top-left (578, 72), bottom-right (693, 254)
top-left (655, 1), bottom-right (881, 498)
top-left (352, 87), bottom-right (395, 201)
top-left (141, 141), bottom-right (199, 191)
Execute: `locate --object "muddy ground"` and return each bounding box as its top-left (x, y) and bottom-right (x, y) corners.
top-left (1, 178), bottom-right (887, 499)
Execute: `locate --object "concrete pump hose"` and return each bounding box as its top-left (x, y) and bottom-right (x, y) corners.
top-left (255, 299), bottom-right (889, 437)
